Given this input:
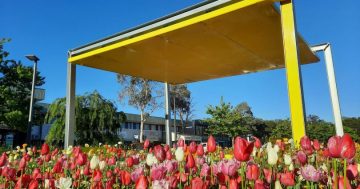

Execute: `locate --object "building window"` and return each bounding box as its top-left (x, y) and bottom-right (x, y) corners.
top-left (144, 124), bottom-right (150, 130)
top-left (124, 123), bottom-right (129, 129)
top-left (156, 125), bottom-right (159, 131)
top-left (134, 123), bottom-right (140, 130)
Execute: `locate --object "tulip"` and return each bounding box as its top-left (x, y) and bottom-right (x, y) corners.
top-left (220, 151), bottom-right (224, 160)
top-left (90, 155), bottom-right (100, 170)
top-left (19, 156), bottom-right (27, 170)
top-left (121, 171), bottom-right (131, 186)
top-left (301, 164), bottom-right (322, 182)
top-left (254, 179), bottom-right (265, 189)
top-left (107, 156), bottom-right (116, 166)
top-left (338, 176), bottom-right (352, 189)
top-left (246, 163), bottom-right (260, 180)
top-left (219, 159), bottom-right (240, 177)
top-left (32, 168), bottom-right (42, 180)
top-left (280, 172), bottom-right (295, 186)
top-left (233, 137), bottom-right (254, 162)
top-left (175, 147), bottom-right (184, 162)
top-left (200, 163), bottom-right (210, 177)
top-left (263, 168), bottom-right (272, 183)
top-left (55, 177), bottom-right (72, 189)
top-left (253, 136), bottom-right (262, 149)
top-left (41, 143), bottom-right (50, 155)
top-left (164, 160), bottom-right (177, 174)
top-left (177, 138), bottom-right (184, 147)
top-left (154, 145), bottom-right (166, 162)
top-left (340, 134), bottom-right (356, 159)
top-left (99, 160), bottom-right (106, 170)
top-left (196, 144), bottom-right (204, 156)
top-left (229, 179), bottom-right (238, 189)
top-left (29, 179), bottom-right (39, 189)
top-left (0, 153), bottom-right (7, 167)
top-left (283, 154), bottom-right (292, 165)
top-left (152, 179), bottom-right (169, 189)
top-left (327, 135), bottom-right (342, 158)
top-left (144, 139), bottom-right (150, 149)
top-left (300, 136), bottom-right (313, 154)
top-left (297, 151), bottom-right (307, 165)
top-left (93, 169), bottom-right (102, 182)
top-left (126, 157), bottom-right (134, 167)
top-left (313, 139), bottom-right (320, 151)
top-left (76, 153), bottom-right (87, 166)
top-left (189, 142), bottom-right (197, 154)
top-left (207, 135), bottom-right (216, 153)
top-left (146, 153), bottom-right (158, 166)
top-left (274, 180), bottom-right (282, 189)
top-left (150, 164), bottom-right (167, 181)
top-left (267, 148), bottom-right (278, 165)
top-left (346, 164), bottom-right (358, 180)
top-left (135, 175), bottom-right (148, 189)
top-left (186, 154), bottom-right (195, 168)
top-left (191, 177), bottom-right (204, 189)
top-left (52, 161), bottom-right (62, 173)
top-left (166, 150), bottom-right (172, 160)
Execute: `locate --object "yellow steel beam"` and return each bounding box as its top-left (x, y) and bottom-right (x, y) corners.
top-left (280, 0), bottom-right (306, 145)
top-left (68, 0), bottom-right (270, 63)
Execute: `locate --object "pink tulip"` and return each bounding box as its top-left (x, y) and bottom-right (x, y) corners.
top-left (301, 164), bottom-right (322, 182)
top-left (254, 179), bottom-right (265, 189)
top-left (297, 151), bottom-right (307, 165)
top-left (246, 163), bottom-right (260, 180)
top-left (150, 164), bottom-right (167, 181)
top-left (313, 139), bottom-right (320, 151)
top-left (196, 144), bottom-right (204, 156)
top-left (144, 139), bottom-right (150, 149)
top-left (219, 159), bottom-right (240, 177)
top-left (131, 167), bottom-right (144, 182)
top-left (135, 175), bottom-right (148, 189)
top-left (177, 138), bottom-right (184, 147)
top-left (154, 145), bottom-right (166, 162)
top-left (340, 134), bottom-right (356, 159)
top-left (300, 136), bottom-right (313, 154)
top-left (263, 168), bottom-right (272, 183)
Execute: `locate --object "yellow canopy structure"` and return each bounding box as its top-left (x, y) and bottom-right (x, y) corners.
top-left (64, 0), bottom-right (320, 147)
top-left (68, 0), bottom-right (318, 84)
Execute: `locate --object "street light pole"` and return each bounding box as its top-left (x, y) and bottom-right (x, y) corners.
top-left (25, 55), bottom-right (39, 144)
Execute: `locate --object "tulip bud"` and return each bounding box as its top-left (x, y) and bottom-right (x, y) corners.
top-left (207, 135), bottom-right (216, 153)
top-left (175, 147), bottom-right (184, 162)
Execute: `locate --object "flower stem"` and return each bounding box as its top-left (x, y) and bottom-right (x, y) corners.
top-left (343, 159), bottom-right (347, 189)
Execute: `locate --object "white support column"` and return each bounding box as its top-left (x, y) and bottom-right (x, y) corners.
top-left (65, 63), bottom-right (76, 148)
top-left (164, 83), bottom-right (171, 145)
top-left (311, 43), bottom-right (344, 136)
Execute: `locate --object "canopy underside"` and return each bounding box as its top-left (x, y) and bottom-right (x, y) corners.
top-left (69, 1), bottom-right (319, 84)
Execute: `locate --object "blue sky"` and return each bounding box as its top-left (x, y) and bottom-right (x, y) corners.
top-left (1, 1), bottom-right (359, 121)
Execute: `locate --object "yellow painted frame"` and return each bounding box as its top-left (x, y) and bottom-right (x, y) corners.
top-left (280, 0), bottom-right (306, 144)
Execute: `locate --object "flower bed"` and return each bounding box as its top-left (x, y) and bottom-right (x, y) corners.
top-left (1, 134), bottom-right (359, 188)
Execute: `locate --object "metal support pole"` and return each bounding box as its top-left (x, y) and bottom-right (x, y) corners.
top-left (311, 43), bottom-right (344, 136)
top-left (280, 0), bottom-right (307, 144)
top-left (164, 83), bottom-right (171, 145)
top-left (26, 60), bottom-right (38, 144)
top-left (65, 63), bottom-right (76, 148)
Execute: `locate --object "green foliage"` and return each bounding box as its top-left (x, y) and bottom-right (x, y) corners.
top-left (0, 38), bottom-right (45, 131)
top-left (170, 84), bottom-right (193, 132)
top-left (205, 98), bottom-right (250, 139)
top-left (45, 91), bottom-right (126, 145)
top-left (268, 119), bottom-right (292, 140)
top-left (343, 117), bottom-right (360, 136)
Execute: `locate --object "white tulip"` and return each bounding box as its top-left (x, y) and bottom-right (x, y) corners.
top-left (99, 160), bottom-right (106, 170)
top-left (267, 148), bottom-right (278, 165)
top-left (84, 143), bottom-right (89, 148)
top-left (275, 180), bottom-right (282, 189)
top-left (284, 154), bottom-right (292, 165)
top-left (55, 177), bottom-right (72, 189)
top-left (175, 147), bottom-right (184, 162)
top-left (289, 163), bottom-right (294, 171)
top-left (146, 154), bottom-right (158, 166)
top-left (90, 155), bottom-right (100, 170)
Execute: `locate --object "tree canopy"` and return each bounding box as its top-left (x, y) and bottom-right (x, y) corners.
top-left (0, 38), bottom-right (45, 132)
top-left (45, 91), bottom-right (125, 145)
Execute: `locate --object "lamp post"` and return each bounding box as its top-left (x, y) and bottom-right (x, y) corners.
top-left (25, 54), bottom-right (39, 144)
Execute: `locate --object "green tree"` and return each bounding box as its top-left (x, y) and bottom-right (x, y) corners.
top-left (170, 84), bottom-right (193, 133)
top-left (269, 119), bottom-right (292, 140)
top-left (205, 98), bottom-right (250, 144)
top-left (45, 91), bottom-right (125, 145)
top-left (117, 75), bottom-right (161, 143)
top-left (0, 38), bottom-right (45, 132)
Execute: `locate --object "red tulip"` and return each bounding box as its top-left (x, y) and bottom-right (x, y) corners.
top-left (0, 153), bottom-right (7, 167)
top-left (144, 139), bottom-right (150, 149)
top-left (229, 179), bottom-right (238, 189)
top-left (121, 171), bottom-right (131, 186)
top-left (186, 154), bottom-right (195, 168)
top-left (28, 179), bottom-right (39, 189)
top-left (313, 139), bottom-right (320, 151)
top-left (254, 179), bottom-right (265, 189)
top-left (153, 145), bottom-right (166, 162)
top-left (300, 136), bottom-right (313, 154)
top-left (196, 144), bottom-right (204, 156)
top-left (19, 157), bottom-right (27, 170)
top-left (246, 163), bottom-right (260, 180)
top-left (135, 175), bottom-right (148, 189)
top-left (126, 157), bottom-right (134, 167)
top-left (297, 151), bottom-right (307, 165)
top-left (51, 148), bottom-right (59, 157)
top-left (52, 161), bottom-right (62, 173)
top-left (340, 134), bottom-right (356, 159)
top-left (189, 142), bottom-right (197, 154)
top-left (93, 169), bottom-right (102, 182)
top-left (253, 137), bottom-right (262, 149)
top-left (219, 151), bottom-right (224, 160)
top-left (32, 168), bottom-right (42, 180)
top-left (280, 172), bottom-right (295, 186)
top-left (177, 138), bottom-right (184, 147)
top-left (338, 176), bottom-right (352, 189)
top-left (164, 144), bottom-right (170, 152)
top-left (233, 137), bottom-right (254, 162)
top-left (191, 177), bottom-right (204, 189)
top-left (327, 135), bottom-right (342, 158)
top-left (76, 153), bottom-right (87, 166)
top-left (166, 150), bottom-right (172, 160)
top-left (263, 168), bottom-right (272, 183)
top-left (346, 164), bottom-right (358, 180)
top-left (108, 156), bottom-right (116, 166)
top-left (41, 143), bottom-right (50, 155)
top-left (207, 135), bottom-right (216, 153)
